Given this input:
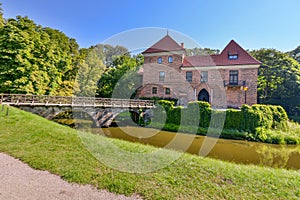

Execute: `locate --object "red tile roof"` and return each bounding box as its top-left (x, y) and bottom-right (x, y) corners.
top-left (182, 40), bottom-right (261, 67)
top-left (142, 35), bottom-right (185, 54)
top-left (182, 55), bottom-right (216, 67)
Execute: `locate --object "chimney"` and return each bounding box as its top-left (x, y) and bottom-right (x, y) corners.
top-left (181, 42), bottom-right (184, 48)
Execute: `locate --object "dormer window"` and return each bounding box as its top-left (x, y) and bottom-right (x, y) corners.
top-left (168, 56), bottom-right (173, 63)
top-left (228, 54), bottom-right (238, 60)
top-left (157, 57), bottom-right (162, 64)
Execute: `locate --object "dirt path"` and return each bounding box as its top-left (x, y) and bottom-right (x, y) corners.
top-left (0, 153), bottom-right (142, 200)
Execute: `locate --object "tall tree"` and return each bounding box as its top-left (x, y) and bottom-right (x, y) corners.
top-left (0, 16), bottom-right (80, 95)
top-left (97, 54), bottom-right (143, 98)
top-left (288, 46), bottom-right (300, 64)
top-left (251, 49), bottom-right (300, 115)
top-left (75, 48), bottom-right (105, 96)
top-left (0, 3), bottom-right (4, 27)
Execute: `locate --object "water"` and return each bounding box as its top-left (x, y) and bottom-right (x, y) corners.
top-left (54, 119), bottom-right (300, 170)
top-left (89, 126), bottom-right (300, 170)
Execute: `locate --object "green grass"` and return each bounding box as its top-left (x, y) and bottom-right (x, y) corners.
top-left (148, 121), bottom-right (300, 144)
top-left (1, 105), bottom-right (300, 199)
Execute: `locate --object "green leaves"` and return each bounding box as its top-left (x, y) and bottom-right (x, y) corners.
top-left (250, 49), bottom-right (300, 116)
top-left (0, 16), bottom-right (79, 96)
top-left (96, 54), bottom-right (143, 98)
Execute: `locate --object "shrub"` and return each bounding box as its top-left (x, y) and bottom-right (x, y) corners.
top-left (241, 105), bottom-right (261, 133)
top-left (157, 100), bottom-right (174, 112)
top-left (269, 105), bottom-right (288, 130)
top-left (224, 109), bottom-right (243, 130)
top-left (252, 104), bottom-right (273, 129)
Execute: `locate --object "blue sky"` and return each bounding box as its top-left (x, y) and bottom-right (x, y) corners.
top-left (2, 0), bottom-right (300, 52)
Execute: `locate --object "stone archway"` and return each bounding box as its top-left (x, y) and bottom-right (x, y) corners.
top-left (198, 89), bottom-right (210, 103)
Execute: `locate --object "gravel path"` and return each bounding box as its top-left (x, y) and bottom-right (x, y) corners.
top-left (0, 153), bottom-right (142, 200)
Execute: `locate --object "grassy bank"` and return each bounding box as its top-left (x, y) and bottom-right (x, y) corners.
top-left (1, 105), bottom-right (300, 199)
top-left (147, 121), bottom-right (300, 144)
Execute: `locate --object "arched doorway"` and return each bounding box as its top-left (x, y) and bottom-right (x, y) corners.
top-left (198, 89), bottom-right (209, 103)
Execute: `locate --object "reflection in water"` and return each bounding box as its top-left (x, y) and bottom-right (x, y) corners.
top-left (256, 145), bottom-right (300, 169)
top-left (87, 126), bottom-right (300, 170)
top-left (54, 119), bottom-right (300, 170)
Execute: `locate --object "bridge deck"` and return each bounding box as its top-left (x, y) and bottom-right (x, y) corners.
top-left (0, 94), bottom-right (155, 109)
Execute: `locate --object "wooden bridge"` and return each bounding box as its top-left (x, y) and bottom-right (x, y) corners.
top-left (0, 94), bottom-right (155, 127)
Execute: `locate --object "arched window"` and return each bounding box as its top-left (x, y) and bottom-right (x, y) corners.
top-left (168, 56), bottom-right (173, 63)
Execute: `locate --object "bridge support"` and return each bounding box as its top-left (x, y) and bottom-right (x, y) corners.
top-left (16, 106), bottom-right (148, 128)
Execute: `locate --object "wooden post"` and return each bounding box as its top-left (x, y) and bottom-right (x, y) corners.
top-left (6, 105), bottom-right (9, 116)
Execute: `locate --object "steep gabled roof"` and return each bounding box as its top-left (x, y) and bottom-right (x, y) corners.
top-left (142, 35), bottom-right (184, 54)
top-left (214, 40), bottom-right (261, 66)
top-left (182, 40), bottom-right (261, 67)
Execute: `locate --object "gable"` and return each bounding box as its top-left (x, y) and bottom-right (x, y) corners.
top-left (142, 35), bottom-right (184, 54)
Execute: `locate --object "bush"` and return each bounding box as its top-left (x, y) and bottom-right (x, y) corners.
top-left (150, 100), bottom-right (290, 144)
top-left (252, 104), bottom-right (273, 129)
top-left (224, 109), bottom-right (243, 130)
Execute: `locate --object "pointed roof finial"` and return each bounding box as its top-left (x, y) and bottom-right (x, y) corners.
top-left (167, 29), bottom-right (169, 36)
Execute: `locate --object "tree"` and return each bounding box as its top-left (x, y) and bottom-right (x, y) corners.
top-left (0, 3), bottom-right (4, 27)
top-left (0, 16), bottom-right (80, 95)
top-left (250, 49), bottom-right (300, 115)
top-left (97, 54), bottom-right (144, 98)
top-left (288, 46), bottom-right (300, 64)
top-left (186, 47), bottom-right (220, 56)
top-left (75, 48), bottom-right (105, 96)
top-left (75, 44), bottom-right (129, 96)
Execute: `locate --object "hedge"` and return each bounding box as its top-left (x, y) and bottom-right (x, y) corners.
top-left (154, 101), bottom-right (289, 134)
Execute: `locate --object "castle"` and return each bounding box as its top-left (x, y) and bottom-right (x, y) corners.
top-left (137, 35), bottom-right (261, 108)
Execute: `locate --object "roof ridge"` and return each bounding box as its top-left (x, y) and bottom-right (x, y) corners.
top-left (142, 34), bottom-right (184, 54)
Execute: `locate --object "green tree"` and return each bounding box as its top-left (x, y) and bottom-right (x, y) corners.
top-left (186, 47), bottom-right (220, 56)
top-left (97, 54), bottom-right (143, 98)
top-left (251, 49), bottom-right (300, 115)
top-left (0, 3), bottom-right (4, 27)
top-left (288, 46), bottom-right (300, 64)
top-left (75, 48), bottom-right (105, 96)
top-left (0, 16), bottom-right (80, 95)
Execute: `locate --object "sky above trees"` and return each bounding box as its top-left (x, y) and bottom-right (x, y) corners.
top-left (1, 0), bottom-right (300, 52)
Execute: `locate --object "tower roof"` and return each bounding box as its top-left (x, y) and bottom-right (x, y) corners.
top-left (142, 35), bottom-right (184, 54)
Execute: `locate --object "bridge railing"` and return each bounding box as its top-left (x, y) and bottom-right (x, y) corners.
top-left (0, 94), bottom-right (155, 108)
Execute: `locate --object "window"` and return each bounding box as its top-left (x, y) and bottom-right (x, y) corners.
top-left (159, 71), bottom-right (165, 82)
top-left (229, 70), bottom-right (238, 85)
top-left (152, 87), bottom-right (158, 94)
top-left (201, 71), bottom-right (208, 82)
top-left (157, 57), bottom-right (162, 64)
top-left (186, 71), bottom-right (192, 82)
top-left (168, 56), bottom-right (173, 63)
top-left (228, 54), bottom-right (238, 60)
top-left (165, 88), bottom-right (170, 95)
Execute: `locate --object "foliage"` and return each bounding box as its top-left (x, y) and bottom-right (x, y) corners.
top-left (0, 16), bottom-right (79, 95)
top-left (0, 3), bottom-right (4, 27)
top-left (250, 49), bottom-right (300, 116)
top-left (288, 45), bottom-right (300, 63)
top-left (75, 47), bottom-right (105, 96)
top-left (97, 54), bottom-right (144, 98)
top-left (149, 100), bottom-right (292, 144)
top-left (185, 47), bottom-right (220, 56)
top-left (139, 96), bottom-right (178, 105)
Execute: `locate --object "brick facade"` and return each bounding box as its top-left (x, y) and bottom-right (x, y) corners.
top-left (137, 35), bottom-right (261, 108)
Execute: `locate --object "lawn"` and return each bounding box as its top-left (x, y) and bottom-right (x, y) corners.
top-left (0, 105), bottom-right (300, 199)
